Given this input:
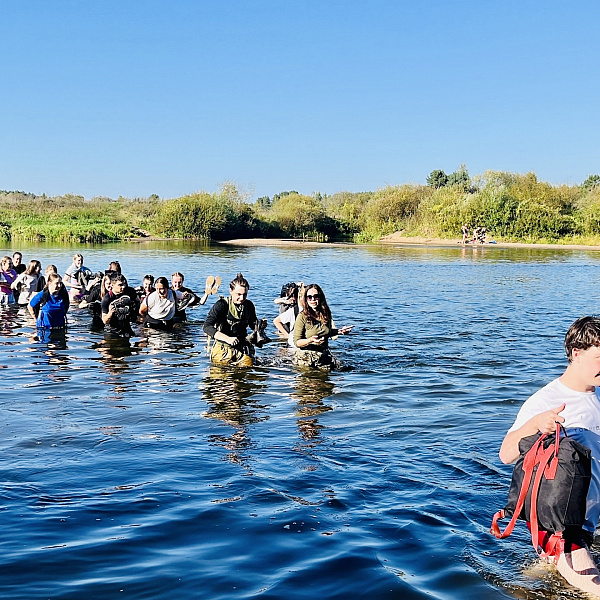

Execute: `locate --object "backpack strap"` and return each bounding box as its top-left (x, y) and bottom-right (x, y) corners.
top-left (491, 423), bottom-right (565, 564)
top-left (528, 430), bottom-right (563, 562)
top-left (490, 433), bottom-right (546, 539)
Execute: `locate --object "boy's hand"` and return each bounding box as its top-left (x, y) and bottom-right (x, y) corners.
top-left (533, 403), bottom-right (566, 434)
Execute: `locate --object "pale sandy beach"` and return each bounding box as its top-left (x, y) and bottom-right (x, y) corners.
top-left (217, 233), bottom-right (600, 251)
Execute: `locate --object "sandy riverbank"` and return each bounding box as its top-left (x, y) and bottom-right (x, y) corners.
top-left (217, 234), bottom-right (600, 251)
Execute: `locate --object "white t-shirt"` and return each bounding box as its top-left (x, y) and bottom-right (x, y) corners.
top-left (145, 289), bottom-right (182, 320)
top-left (508, 377), bottom-right (600, 532)
top-left (13, 272), bottom-right (41, 304)
top-left (279, 306), bottom-right (300, 347)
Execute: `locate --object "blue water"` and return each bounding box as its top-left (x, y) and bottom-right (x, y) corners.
top-left (2, 241), bottom-right (600, 599)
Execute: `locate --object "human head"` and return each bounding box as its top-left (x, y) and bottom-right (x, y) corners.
top-left (45, 264), bottom-right (58, 276)
top-left (171, 272), bottom-right (184, 290)
top-left (109, 261), bottom-right (121, 274)
top-left (155, 276), bottom-right (170, 298)
top-left (302, 283), bottom-right (331, 323)
top-left (110, 273), bottom-right (127, 294)
top-left (565, 317), bottom-right (600, 362)
top-left (1, 256), bottom-right (13, 271)
top-left (229, 273), bottom-right (249, 305)
top-left (12, 252), bottom-right (22, 267)
top-left (25, 260), bottom-right (41, 275)
top-left (73, 253), bottom-right (84, 268)
top-left (282, 282), bottom-right (298, 303)
top-left (143, 274), bottom-right (155, 291)
top-left (46, 273), bottom-right (63, 294)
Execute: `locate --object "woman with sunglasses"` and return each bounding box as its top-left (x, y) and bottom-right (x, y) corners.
top-left (293, 284), bottom-right (352, 369)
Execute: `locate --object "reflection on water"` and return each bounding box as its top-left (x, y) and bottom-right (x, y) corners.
top-left (3, 241), bottom-right (600, 599)
top-left (202, 365), bottom-right (269, 468)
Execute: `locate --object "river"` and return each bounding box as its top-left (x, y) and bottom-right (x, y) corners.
top-left (1, 240), bottom-right (599, 599)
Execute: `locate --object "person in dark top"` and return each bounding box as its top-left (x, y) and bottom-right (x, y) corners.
top-left (203, 272), bottom-right (258, 367)
top-left (101, 274), bottom-right (134, 337)
top-left (171, 272), bottom-right (199, 322)
top-left (12, 252), bottom-right (26, 275)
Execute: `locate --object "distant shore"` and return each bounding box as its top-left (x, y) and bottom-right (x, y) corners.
top-left (217, 233), bottom-right (600, 251)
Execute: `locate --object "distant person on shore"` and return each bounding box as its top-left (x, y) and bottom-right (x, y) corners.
top-left (0, 256), bottom-right (18, 306)
top-left (478, 227), bottom-right (487, 244)
top-left (498, 316), bottom-right (600, 597)
top-left (28, 273), bottom-right (70, 328)
top-left (461, 224), bottom-right (469, 245)
top-left (203, 273), bottom-right (258, 367)
top-left (293, 284), bottom-right (352, 369)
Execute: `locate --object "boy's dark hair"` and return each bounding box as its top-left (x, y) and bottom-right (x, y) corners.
top-left (564, 316), bottom-right (600, 362)
top-left (280, 282), bottom-right (298, 299)
top-left (110, 273), bottom-right (127, 285)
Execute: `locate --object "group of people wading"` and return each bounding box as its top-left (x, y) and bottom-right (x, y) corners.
top-left (0, 251), bottom-right (352, 370)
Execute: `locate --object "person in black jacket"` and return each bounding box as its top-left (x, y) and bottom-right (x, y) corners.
top-left (203, 273), bottom-right (257, 367)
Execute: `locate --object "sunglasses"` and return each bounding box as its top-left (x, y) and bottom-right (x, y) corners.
top-left (306, 294), bottom-right (320, 300)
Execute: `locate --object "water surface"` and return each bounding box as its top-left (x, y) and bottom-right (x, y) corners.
top-left (2, 241), bottom-right (600, 599)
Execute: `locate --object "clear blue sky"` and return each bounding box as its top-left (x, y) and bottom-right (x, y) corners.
top-left (1, 1), bottom-right (598, 200)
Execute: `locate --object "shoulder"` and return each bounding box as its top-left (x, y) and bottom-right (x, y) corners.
top-left (29, 290), bottom-right (44, 306)
top-left (508, 379), bottom-right (568, 432)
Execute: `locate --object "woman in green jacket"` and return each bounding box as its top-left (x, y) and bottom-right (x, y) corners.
top-left (293, 284), bottom-right (352, 369)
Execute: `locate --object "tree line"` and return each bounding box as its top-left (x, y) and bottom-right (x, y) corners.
top-left (1, 169), bottom-right (600, 243)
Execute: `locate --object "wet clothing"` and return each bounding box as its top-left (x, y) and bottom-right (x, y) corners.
top-left (293, 312), bottom-right (337, 351)
top-left (203, 297), bottom-right (257, 365)
top-left (293, 312), bottom-right (342, 370)
top-left (508, 378), bottom-right (600, 535)
top-left (279, 305), bottom-right (300, 347)
top-left (12, 272), bottom-right (43, 305)
top-left (203, 297), bottom-right (257, 340)
top-left (0, 269), bottom-right (17, 305)
top-left (101, 292), bottom-right (134, 337)
top-left (172, 285), bottom-right (198, 322)
top-left (29, 289), bottom-right (69, 328)
top-left (64, 263), bottom-right (92, 299)
top-left (210, 340), bottom-right (254, 367)
top-left (143, 289), bottom-right (182, 329)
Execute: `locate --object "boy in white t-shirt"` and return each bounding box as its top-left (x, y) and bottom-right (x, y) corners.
top-left (500, 316), bottom-right (600, 595)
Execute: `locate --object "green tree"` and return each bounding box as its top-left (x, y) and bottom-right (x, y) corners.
top-left (426, 169), bottom-right (448, 188)
top-left (582, 175), bottom-right (600, 190)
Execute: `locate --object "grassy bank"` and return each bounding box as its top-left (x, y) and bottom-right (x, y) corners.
top-left (2, 170), bottom-right (600, 244)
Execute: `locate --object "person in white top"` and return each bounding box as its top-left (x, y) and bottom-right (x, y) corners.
top-left (500, 316), bottom-right (600, 596)
top-left (139, 276), bottom-right (185, 330)
top-left (12, 259), bottom-right (43, 305)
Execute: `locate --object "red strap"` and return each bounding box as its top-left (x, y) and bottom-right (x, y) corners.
top-left (491, 433), bottom-right (546, 539)
top-left (541, 532), bottom-right (564, 564)
top-left (529, 442), bottom-right (557, 556)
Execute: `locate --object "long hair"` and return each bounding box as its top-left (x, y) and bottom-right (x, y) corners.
top-left (230, 272), bottom-right (250, 291)
top-left (25, 260), bottom-right (41, 276)
top-left (301, 284), bottom-right (331, 325)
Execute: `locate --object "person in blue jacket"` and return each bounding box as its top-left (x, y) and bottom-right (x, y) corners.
top-left (28, 273), bottom-right (70, 329)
